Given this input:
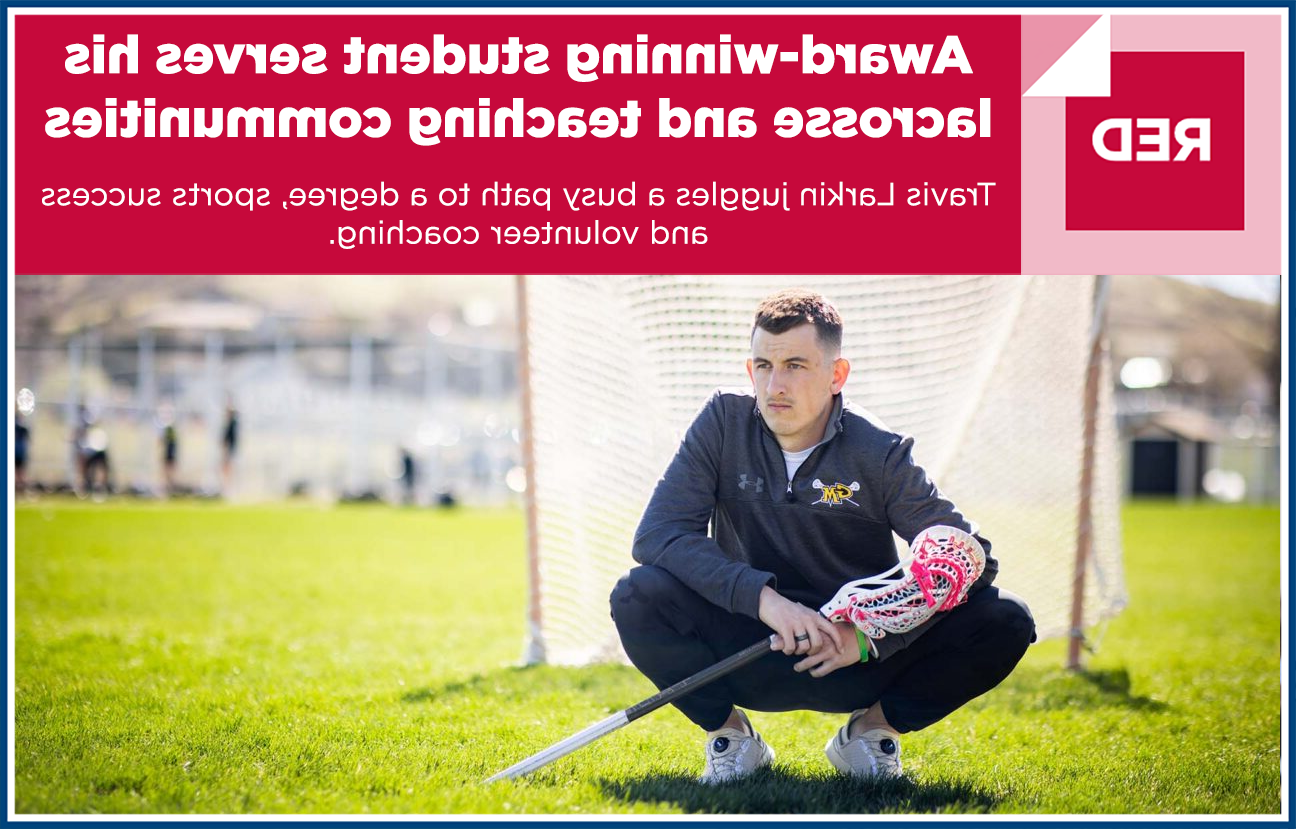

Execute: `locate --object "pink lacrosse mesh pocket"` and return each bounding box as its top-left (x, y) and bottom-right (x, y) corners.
top-left (819, 526), bottom-right (987, 640)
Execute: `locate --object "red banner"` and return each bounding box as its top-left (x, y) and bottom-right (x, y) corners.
top-left (15, 15), bottom-right (1022, 274)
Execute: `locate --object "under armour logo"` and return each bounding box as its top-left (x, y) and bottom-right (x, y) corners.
top-left (738, 474), bottom-right (764, 493)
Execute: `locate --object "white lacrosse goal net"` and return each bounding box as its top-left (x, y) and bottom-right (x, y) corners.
top-left (520, 275), bottom-right (1126, 666)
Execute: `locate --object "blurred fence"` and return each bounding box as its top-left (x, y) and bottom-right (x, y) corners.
top-left (15, 329), bottom-right (523, 504)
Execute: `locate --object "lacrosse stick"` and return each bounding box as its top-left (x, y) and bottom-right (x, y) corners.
top-left (820, 525), bottom-right (987, 640)
top-left (485, 635), bottom-right (776, 782)
top-left (486, 526), bottom-right (985, 783)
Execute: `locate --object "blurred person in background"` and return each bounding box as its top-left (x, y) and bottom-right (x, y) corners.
top-left (400, 448), bottom-right (417, 506)
top-left (159, 406), bottom-right (179, 497)
top-left (82, 416), bottom-right (112, 499)
top-left (221, 402), bottom-right (239, 495)
top-left (70, 405), bottom-right (91, 496)
top-left (15, 408), bottom-right (30, 494)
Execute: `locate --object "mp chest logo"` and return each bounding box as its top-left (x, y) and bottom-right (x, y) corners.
top-left (813, 479), bottom-right (860, 507)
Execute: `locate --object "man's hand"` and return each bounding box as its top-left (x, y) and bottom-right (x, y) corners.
top-left (758, 586), bottom-right (846, 656)
top-left (793, 621), bottom-right (862, 678)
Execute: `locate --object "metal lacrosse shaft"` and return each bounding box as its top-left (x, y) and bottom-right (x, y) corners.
top-left (484, 635), bottom-right (775, 782)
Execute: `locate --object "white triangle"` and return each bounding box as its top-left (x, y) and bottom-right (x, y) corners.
top-left (1024, 15), bottom-right (1111, 98)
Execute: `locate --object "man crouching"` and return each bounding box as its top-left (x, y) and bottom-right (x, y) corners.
top-left (610, 288), bottom-right (1035, 783)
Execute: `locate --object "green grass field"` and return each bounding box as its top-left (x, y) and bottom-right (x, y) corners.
top-left (14, 500), bottom-right (1282, 814)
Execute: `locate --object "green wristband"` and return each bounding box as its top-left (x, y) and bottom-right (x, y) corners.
top-left (856, 628), bottom-right (871, 663)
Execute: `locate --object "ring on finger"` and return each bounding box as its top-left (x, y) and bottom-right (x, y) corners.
top-left (794, 633), bottom-right (810, 643)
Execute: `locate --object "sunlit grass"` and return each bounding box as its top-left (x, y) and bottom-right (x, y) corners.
top-left (14, 500), bottom-right (1281, 814)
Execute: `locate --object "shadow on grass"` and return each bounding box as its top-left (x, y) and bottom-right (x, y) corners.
top-left (989, 665), bottom-right (1169, 713)
top-left (1079, 668), bottom-right (1169, 711)
top-left (599, 767), bottom-right (998, 814)
top-left (405, 662), bottom-right (1166, 715)
top-left (401, 663), bottom-right (646, 706)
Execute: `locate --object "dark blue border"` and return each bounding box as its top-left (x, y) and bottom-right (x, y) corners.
top-left (2, 1), bottom-right (1290, 826)
top-left (0, 0), bottom-right (1293, 8)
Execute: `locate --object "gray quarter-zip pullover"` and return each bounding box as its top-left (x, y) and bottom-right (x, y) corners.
top-left (632, 388), bottom-right (997, 625)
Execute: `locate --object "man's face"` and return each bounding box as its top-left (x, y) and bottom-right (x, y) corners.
top-left (747, 323), bottom-right (850, 453)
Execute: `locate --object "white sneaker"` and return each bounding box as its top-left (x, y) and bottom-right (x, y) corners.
top-left (824, 712), bottom-right (903, 779)
top-left (700, 718), bottom-right (775, 784)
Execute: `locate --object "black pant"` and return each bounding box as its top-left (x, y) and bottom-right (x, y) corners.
top-left (610, 565), bottom-right (1036, 733)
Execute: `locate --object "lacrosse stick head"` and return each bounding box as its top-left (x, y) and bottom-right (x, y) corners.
top-left (819, 525), bottom-right (987, 640)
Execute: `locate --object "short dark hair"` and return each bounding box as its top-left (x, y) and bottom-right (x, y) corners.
top-left (752, 288), bottom-right (843, 354)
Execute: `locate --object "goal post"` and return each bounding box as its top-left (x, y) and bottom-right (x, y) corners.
top-left (517, 275), bottom-right (1126, 667)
